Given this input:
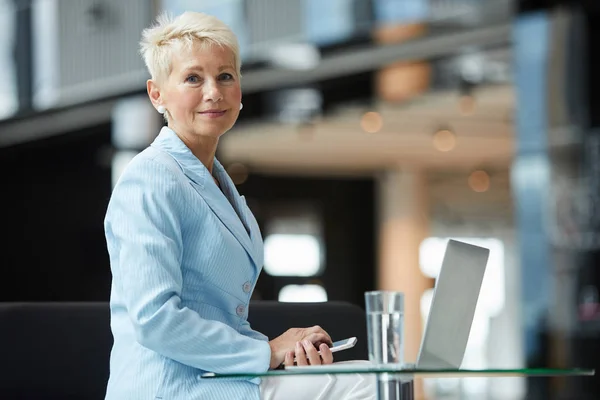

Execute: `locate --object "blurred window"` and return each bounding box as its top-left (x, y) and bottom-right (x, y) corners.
top-left (373, 0), bottom-right (428, 24)
top-left (264, 233), bottom-right (321, 277)
top-left (0, 0), bottom-right (18, 119)
top-left (263, 205), bottom-right (324, 277)
top-left (304, 0), bottom-right (355, 46)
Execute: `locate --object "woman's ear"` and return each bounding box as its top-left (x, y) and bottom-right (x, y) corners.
top-left (147, 79), bottom-right (162, 110)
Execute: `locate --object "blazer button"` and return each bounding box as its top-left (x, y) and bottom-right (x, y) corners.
top-left (243, 281), bottom-right (252, 293)
top-left (236, 304), bottom-right (245, 316)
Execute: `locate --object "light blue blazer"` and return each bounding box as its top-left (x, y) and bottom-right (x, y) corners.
top-left (104, 127), bottom-right (270, 400)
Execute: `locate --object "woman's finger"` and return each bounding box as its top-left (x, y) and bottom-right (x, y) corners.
top-left (284, 351), bottom-right (295, 367)
top-left (302, 339), bottom-right (321, 365)
top-left (295, 341), bottom-right (308, 366)
top-left (305, 332), bottom-right (332, 347)
top-left (319, 343), bottom-right (334, 365)
top-left (307, 326), bottom-right (332, 346)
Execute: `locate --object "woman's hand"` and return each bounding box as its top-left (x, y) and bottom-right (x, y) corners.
top-left (284, 339), bottom-right (334, 367)
top-left (268, 326), bottom-right (333, 369)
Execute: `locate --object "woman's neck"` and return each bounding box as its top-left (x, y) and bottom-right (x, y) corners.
top-left (173, 127), bottom-right (219, 174)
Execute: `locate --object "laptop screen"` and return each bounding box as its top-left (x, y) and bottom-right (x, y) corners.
top-left (416, 239), bottom-right (490, 369)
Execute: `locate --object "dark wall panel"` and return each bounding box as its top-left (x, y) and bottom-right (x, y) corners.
top-left (1, 125), bottom-right (113, 301)
top-left (237, 174), bottom-right (377, 308)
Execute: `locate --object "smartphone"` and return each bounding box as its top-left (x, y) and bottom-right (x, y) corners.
top-left (293, 337), bottom-right (357, 362)
top-left (328, 337), bottom-right (358, 353)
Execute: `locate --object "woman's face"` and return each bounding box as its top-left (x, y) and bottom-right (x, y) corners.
top-left (150, 43), bottom-right (241, 140)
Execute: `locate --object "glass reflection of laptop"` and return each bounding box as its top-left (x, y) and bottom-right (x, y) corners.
top-left (415, 239), bottom-right (490, 369)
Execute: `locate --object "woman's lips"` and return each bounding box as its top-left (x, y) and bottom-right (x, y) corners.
top-left (199, 110), bottom-right (227, 118)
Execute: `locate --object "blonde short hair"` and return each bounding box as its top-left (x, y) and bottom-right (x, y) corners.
top-left (140, 11), bottom-right (241, 82)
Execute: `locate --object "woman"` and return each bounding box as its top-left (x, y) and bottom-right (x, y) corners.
top-left (104, 11), bottom-right (375, 400)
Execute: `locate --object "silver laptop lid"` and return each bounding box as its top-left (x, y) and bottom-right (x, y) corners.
top-left (416, 239), bottom-right (490, 369)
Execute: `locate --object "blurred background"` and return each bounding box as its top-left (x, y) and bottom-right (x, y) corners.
top-left (1, 0), bottom-right (599, 399)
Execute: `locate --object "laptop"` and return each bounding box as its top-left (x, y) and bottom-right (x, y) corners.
top-left (415, 239), bottom-right (490, 369)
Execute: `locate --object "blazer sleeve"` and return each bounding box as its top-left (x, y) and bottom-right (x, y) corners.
top-left (105, 156), bottom-right (271, 374)
top-left (238, 319), bottom-right (270, 342)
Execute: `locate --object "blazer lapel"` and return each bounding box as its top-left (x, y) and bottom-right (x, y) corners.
top-left (190, 178), bottom-right (261, 269)
top-left (238, 195), bottom-right (264, 266)
top-left (213, 159), bottom-right (264, 268)
top-left (150, 128), bottom-right (261, 268)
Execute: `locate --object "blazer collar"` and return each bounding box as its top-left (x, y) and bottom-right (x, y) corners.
top-left (151, 127), bottom-right (208, 187)
top-left (150, 127), bottom-right (262, 268)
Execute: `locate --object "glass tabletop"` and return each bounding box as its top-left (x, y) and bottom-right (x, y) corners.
top-left (200, 365), bottom-right (595, 380)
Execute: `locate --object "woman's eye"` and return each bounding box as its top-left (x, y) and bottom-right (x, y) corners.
top-left (219, 73), bottom-right (234, 81)
top-left (186, 75), bottom-right (199, 83)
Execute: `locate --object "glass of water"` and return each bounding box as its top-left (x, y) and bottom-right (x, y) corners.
top-left (365, 291), bottom-right (405, 366)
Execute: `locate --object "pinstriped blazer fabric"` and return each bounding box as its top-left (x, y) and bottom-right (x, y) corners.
top-left (104, 127), bottom-right (270, 399)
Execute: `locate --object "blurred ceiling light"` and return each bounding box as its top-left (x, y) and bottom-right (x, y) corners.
top-left (432, 129), bottom-right (456, 152)
top-left (267, 43), bottom-right (321, 70)
top-left (270, 88), bottom-right (323, 124)
top-left (112, 96), bottom-right (159, 149)
top-left (459, 95), bottom-right (476, 115)
top-left (279, 284), bottom-right (328, 303)
top-left (468, 170), bottom-right (490, 193)
top-left (458, 52), bottom-right (485, 84)
top-left (226, 162), bottom-right (249, 185)
top-left (361, 111), bottom-right (383, 133)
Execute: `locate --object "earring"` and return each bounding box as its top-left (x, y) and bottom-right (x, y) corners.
top-left (157, 105), bottom-right (166, 114)
top-left (239, 103), bottom-right (243, 111)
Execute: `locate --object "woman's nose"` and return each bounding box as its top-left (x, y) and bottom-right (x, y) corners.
top-left (203, 80), bottom-right (222, 102)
